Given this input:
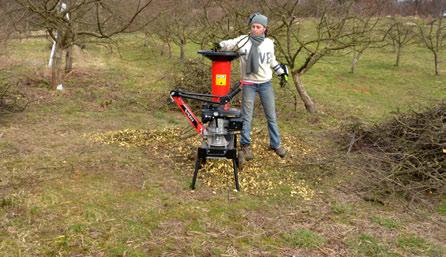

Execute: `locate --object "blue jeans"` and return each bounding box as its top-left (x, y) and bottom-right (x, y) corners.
top-left (240, 81), bottom-right (281, 149)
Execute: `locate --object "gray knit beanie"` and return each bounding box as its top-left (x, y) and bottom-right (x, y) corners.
top-left (248, 13), bottom-right (268, 27)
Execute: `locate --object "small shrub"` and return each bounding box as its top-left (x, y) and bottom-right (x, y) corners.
top-left (172, 58), bottom-right (211, 94)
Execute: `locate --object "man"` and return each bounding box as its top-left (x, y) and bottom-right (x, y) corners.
top-left (215, 12), bottom-right (288, 162)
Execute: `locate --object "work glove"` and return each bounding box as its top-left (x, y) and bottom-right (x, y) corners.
top-left (279, 73), bottom-right (288, 87)
top-left (212, 42), bottom-right (221, 51)
top-left (279, 64), bottom-right (289, 87)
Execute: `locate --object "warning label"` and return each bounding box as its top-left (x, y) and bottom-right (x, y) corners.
top-left (215, 74), bottom-right (227, 86)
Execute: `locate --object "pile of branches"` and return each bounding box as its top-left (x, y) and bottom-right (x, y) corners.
top-left (344, 102), bottom-right (445, 201)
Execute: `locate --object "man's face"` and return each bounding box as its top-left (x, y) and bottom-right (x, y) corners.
top-left (250, 23), bottom-right (266, 36)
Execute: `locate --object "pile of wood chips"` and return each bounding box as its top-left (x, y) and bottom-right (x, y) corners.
top-left (87, 127), bottom-right (316, 199)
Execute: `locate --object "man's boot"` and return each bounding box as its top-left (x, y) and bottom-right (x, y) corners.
top-left (271, 146), bottom-right (286, 158)
top-left (241, 144), bottom-right (254, 161)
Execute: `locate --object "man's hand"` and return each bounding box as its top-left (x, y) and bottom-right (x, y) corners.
top-left (280, 74), bottom-right (288, 87)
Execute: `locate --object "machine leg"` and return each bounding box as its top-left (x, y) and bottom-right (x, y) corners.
top-left (191, 157), bottom-right (202, 190)
top-left (233, 158), bottom-right (240, 191)
top-left (234, 134), bottom-right (244, 171)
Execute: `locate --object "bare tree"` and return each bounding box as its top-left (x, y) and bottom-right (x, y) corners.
top-left (390, 0), bottom-right (446, 17)
top-left (417, 16), bottom-right (446, 75)
top-left (386, 16), bottom-right (417, 67)
top-left (170, 10), bottom-right (192, 61)
top-left (11, 0), bottom-right (155, 87)
top-left (150, 0), bottom-right (210, 61)
top-left (150, 14), bottom-right (175, 58)
top-left (345, 0), bottom-right (391, 73)
top-left (188, 0), bottom-right (262, 50)
top-left (348, 19), bottom-right (387, 73)
top-left (0, 1), bottom-right (24, 55)
top-left (188, 0), bottom-right (227, 49)
top-left (263, 0), bottom-right (376, 113)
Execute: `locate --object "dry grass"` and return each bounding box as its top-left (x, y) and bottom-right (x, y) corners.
top-left (0, 36), bottom-right (445, 256)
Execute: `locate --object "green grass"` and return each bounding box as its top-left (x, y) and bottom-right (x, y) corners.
top-left (303, 46), bottom-right (446, 123)
top-left (283, 228), bottom-right (327, 249)
top-left (1, 32), bottom-right (445, 256)
top-left (437, 198), bottom-right (446, 215)
top-left (331, 201), bottom-right (354, 215)
top-left (397, 234), bottom-right (445, 257)
top-left (329, 201), bottom-right (358, 225)
top-left (370, 216), bottom-right (401, 230)
top-left (349, 234), bottom-right (398, 257)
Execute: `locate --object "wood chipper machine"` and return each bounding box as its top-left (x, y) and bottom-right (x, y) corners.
top-left (170, 50), bottom-right (247, 191)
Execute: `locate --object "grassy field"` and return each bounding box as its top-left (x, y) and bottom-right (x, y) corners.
top-left (0, 34), bottom-right (445, 256)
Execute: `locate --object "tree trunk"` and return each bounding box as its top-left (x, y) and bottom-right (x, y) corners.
top-left (167, 41), bottom-right (172, 58)
top-left (51, 43), bottom-right (63, 88)
top-left (434, 51), bottom-right (440, 75)
top-left (200, 39), bottom-right (206, 50)
top-left (179, 43), bottom-right (185, 60)
top-left (65, 46), bottom-right (73, 73)
top-left (395, 45), bottom-right (401, 67)
top-left (351, 51), bottom-right (363, 74)
top-left (292, 71), bottom-right (316, 113)
top-left (144, 32), bottom-right (149, 47)
top-left (391, 39), bottom-right (396, 53)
